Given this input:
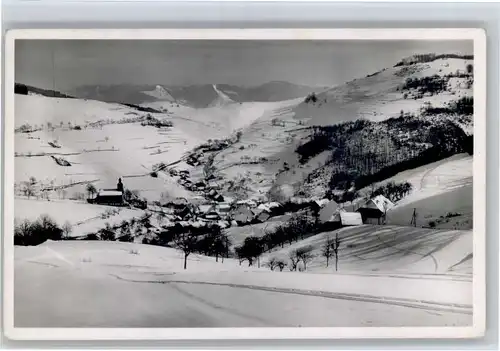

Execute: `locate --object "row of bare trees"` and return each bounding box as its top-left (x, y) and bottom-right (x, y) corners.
top-left (14, 214), bottom-right (72, 246)
top-left (237, 231), bottom-right (342, 273)
top-left (271, 233), bottom-right (341, 272)
top-left (321, 233), bottom-right (341, 271)
top-left (172, 226), bottom-right (231, 270)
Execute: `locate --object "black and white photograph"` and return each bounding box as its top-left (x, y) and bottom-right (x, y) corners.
top-left (4, 29), bottom-right (486, 339)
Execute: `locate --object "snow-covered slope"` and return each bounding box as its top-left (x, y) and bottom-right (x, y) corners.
top-left (141, 85), bottom-right (175, 101)
top-left (220, 81), bottom-right (328, 103)
top-left (263, 224), bottom-right (472, 274)
top-left (293, 57), bottom-right (474, 126)
top-left (187, 56), bottom-right (474, 201)
top-left (14, 94), bottom-right (216, 202)
top-left (14, 237), bottom-right (471, 327)
top-left (15, 94), bottom-right (141, 129)
top-left (208, 84), bottom-right (235, 107)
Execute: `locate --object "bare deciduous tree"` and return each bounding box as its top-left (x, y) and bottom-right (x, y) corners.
top-left (86, 183), bottom-right (97, 199)
top-left (289, 250), bottom-right (301, 271)
top-left (173, 231), bottom-right (199, 270)
top-left (297, 245), bottom-right (314, 271)
top-left (62, 221), bottom-right (72, 238)
top-left (276, 259), bottom-right (287, 272)
top-left (321, 236), bottom-right (335, 267)
top-left (333, 233), bottom-right (341, 271)
top-left (267, 257), bottom-right (280, 271)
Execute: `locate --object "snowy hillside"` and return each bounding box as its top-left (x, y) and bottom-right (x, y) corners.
top-left (293, 57), bottom-right (473, 126)
top-left (261, 224), bottom-right (472, 274)
top-left (142, 85), bottom-right (176, 101)
top-left (14, 94), bottom-right (212, 204)
top-left (71, 82), bottom-right (323, 108)
top-left (208, 84), bottom-right (235, 107)
top-left (218, 81), bottom-right (327, 103)
top-left (179, 55), bottom-right (474, 203)
top-left (15, 233), bottom-right (471, 327)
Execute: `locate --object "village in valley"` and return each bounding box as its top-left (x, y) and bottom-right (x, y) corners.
top-left (13, 47), bottom-right (474, 328)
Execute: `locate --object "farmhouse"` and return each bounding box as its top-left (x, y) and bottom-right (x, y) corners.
top-left (333, 210), bottom-right (363, 226)
top-left (197, 204), bottom-right (213, 216)
top-left (88, 190), bottom-right (124, 206)
top-left (357, 195), bottom-right (395, 224)
top-left (214, 202), bottom-right (231, 219)
top-left (253, 207), bottom-right (271, 223)
top-left (203, 211), bottom-right (221, 221)
top-left (231, 204), bottom-right (254, 225)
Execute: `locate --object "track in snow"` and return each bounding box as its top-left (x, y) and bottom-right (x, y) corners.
top-left (110, 274), bottom-right (472, 316)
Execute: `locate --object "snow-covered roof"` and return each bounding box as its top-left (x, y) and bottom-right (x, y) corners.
top-left (217, 220), bottom-right (230, 228)
top-left (326, 208), bottom-right (345, 222)
top-left (253, 208), bottom-right (271, 216)
top-left (257, 204), bottom-right (273, 212)
top-left (314, 199), bottom-right (330, 208)
top-left (233, 205), bottom-right (253, 213)
top-left (234, 212), bottom-right (253, 221)
top-left (191, 220), bottom-right (206, 228)
top-left (198, 205), bottom-right (213, 213)
top-left (318, 200), bottom-right (340, 223)
top-left (205, 212), bottom-right (220, 218)
top-left (361, 195), bottom-right (395, 213)
top-left (339, 212), bottom-right (363, 226)
top-left (236, 199), bottom-right (258, 207)
top-left (290, 197), bottom-right (308, 204)
top-left (217, 203), bottom-right (231, 211)
top-left (98, 190), bottom-right (123, 197)
top-left (268, 202), bottom-right (282, 208)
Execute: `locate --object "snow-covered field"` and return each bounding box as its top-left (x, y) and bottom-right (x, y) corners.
top-left (14, 229), bottom-right (472, 327)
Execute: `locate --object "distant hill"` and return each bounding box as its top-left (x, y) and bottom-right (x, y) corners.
top-left (218, 81), bottom-right (327, 103)
top-left (179, 53), bottom-right (474, 203)
top-left (141, 85), bottom-right (176, 102)
top-left (70, 82), bottom-right (326, 108)
top-left (15, 83), bottom-right (162, 114)
top-left (71, 84), bottom-right (159, 105)
top-left (15, 83), bottom-right (75, 99)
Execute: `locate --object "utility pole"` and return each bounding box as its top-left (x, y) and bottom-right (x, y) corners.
top-left (410, 208), bottom-right (417, 227)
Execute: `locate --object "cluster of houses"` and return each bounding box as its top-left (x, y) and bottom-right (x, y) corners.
top-left (145, 193), bottom-right (396, 231)
top-left (148, 198), bottom-right (284, 228)
top-left (169, 168), bottom-right (227, 201)
top-left (186, 139), bottom-right (232, 167)
top-left (88, 178), bottom-right (397, 231)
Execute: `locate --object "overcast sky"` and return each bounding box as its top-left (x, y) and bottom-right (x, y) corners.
top-left (15, 40), bottom-right (473, 92)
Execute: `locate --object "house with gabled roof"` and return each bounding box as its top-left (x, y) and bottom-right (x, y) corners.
top-left (357, 195), bottom-right (395, 224)
top-left (318, 199), bottom-right (340, 224)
